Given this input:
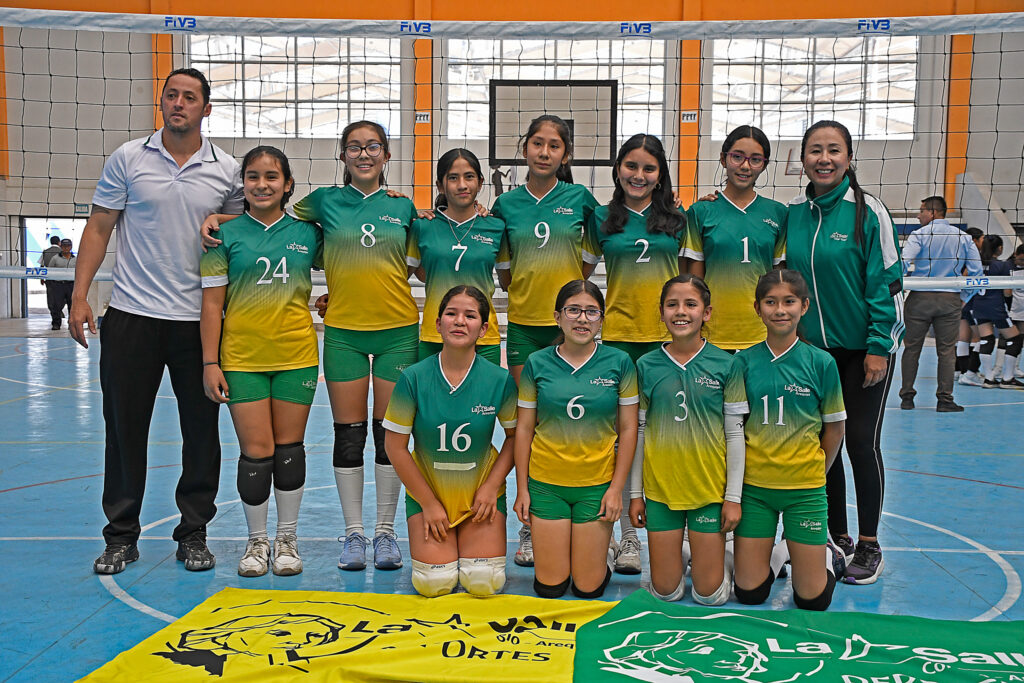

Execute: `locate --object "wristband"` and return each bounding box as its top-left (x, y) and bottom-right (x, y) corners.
top-left (203, 361), bottom-right (219, 366)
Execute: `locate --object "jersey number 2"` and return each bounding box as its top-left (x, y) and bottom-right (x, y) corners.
top-left (256, 256), bottom-right (289, 285)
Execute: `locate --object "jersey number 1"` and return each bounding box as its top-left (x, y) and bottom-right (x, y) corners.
top-left (760, 395), bottom-right (785, 426)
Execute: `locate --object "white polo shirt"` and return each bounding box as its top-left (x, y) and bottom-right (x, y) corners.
top-left (92, 128), bottom-right (244, 321)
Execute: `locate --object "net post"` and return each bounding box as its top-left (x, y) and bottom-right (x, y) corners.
top-left (678, 39), bottom-right (701, 207)
top-left (944, 33), bottom-right (974, 206)
top-left (151, 33), bottom-right (174, 130)
top-left (414, 37), bottom-right (433, 209)
top-left (0, 27), bottom-right (8, 179)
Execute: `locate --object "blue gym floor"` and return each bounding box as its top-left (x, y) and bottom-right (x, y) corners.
top-left (1, 335), bottom-right (1022, 682)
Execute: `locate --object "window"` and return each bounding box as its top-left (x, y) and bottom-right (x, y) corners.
top-left (445, 39), bottom-right (666, 141)
top-left (711, 37), bottom-right (917, 140)
top-left (189, 36), bottom-right (402, 138)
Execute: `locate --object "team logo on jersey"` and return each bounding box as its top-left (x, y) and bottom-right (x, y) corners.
top-left (830, 231), bottom-right (849, 242)
top-left (302, 379), bottom-right (317, 389)
top-left (590, 377), bottom-right (616, 387)
top-left (695, 375), bottom-right (721, 389)
top-left (471, 404), bottom-right (496, 415)
top-left (379, 215), bottom-right (403, 225)
top-left (287, 242), bottom-right (309, 254)
top-left (695, 514), bottom-right (716, 524)
top-left (785, 383), bottom-right (811, 397)
top-left (763, 217), bottom-right (779, 228)
top-left (471, 234), bottom-right (495, 245)
top-left (799, 518), bottom-right (823, 532)
top-left (553, 207), bottom-right (574, 216)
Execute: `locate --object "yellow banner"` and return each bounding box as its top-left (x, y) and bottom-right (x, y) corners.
top-left (83, 588), bottom-right (615, 682)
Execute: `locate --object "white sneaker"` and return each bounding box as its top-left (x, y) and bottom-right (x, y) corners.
top-left (273, 535), bottom-right (303, 576)
top-left (238, 537), bottom-right (270, 577)
top-left (1015, 367), bottom-right (1024, 379)
top-left (614, 531), bottom-right (643, 575)
top-left (514, 525), bottom-right (534, 567)
top-left (958, 371), bottom-right (984, 387)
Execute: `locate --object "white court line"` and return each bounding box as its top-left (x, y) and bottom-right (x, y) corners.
top-left (98, 575), bottom-right (177, 624)
top-left (881, 508), bottom-right (1021, 622)
top-left (886, 400), bottom-right (1024, 411)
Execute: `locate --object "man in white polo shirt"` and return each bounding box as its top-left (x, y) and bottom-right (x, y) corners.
top-left (70, 68), bottom-right (244, 574)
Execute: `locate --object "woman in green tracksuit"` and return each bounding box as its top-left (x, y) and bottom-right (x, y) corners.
top-left (785, 120), bottom-right (904, 587)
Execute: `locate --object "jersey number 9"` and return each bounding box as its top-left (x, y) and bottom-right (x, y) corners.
top-left (534, 222), bottom-right (550, 249)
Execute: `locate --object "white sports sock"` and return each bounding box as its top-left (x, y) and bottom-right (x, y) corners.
top-left (274, 485), bottom-right (304, 537)
top-left (242, 500), bottom-right (269, 540)
top-left (770, 540), bottom-right (790, 578)
top-left (374, 463), bottom-right (402, 536)
top-left (980, 351), bottom-right (997, 380)
top-left (994, 347), bottom-right (1007, 380)
top-left (681, 539), bottom-right (692, 575)
top-left (619, 487), bottom-right (635, 536)
top-left (1001, 351), bottom-right (1017, 381)
top-left (824, 544), bottom-right (837, 577)
top-left (334, 465), bottom-right (365, 535)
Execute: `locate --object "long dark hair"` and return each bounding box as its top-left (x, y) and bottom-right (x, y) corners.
top-left (340, 120), bottom-right (390, 187)
top-left (434, 148), bottom-right (484, 211)
top-left (438, 284), bottom-right (490, 321)
top-left (980, 235), bottom-right (1003, 266)
top-left (603, 134), bottom-right (685, 237)
top-left (754, 268), bottom-right (810, 303)
top-left (800, 120), bottom-right (873, 247)
top-left (241, 146), bottom-right (294, 211)
top-left (722, 124), bottom-right (771, 161)
top-left (521, 115), bottom-right (574, 184)
top-left (659, 274), bottom-right (711, 308)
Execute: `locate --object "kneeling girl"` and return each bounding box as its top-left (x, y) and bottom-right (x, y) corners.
top-left (513, 280), bottom-right (639, 599)
top-left (629, 274), bottom-right (747, 606)
top-left (733, 270), bottom-right (846, 611)
top-left (383, 285), bottom-right (518, 597)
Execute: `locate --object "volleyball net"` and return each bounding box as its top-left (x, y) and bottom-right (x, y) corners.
top-left (0, 8), bottom-right (1022, 305)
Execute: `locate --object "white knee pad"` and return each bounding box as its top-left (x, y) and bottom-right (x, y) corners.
top-left (458, 557), bottom-right (506, 596)
top-left (692, 573), bottom-right (732, 607)
top-left (650, 575), bottom-right (686, 602)
top-left (412, 559), bottom-right (458, 598)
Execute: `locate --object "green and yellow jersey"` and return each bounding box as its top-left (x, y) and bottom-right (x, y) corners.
top-left (684, 194), bottom-right (787, 349)
top-left (734, 339), bottom-right (846, 489)
top-left (519, 343), bottom-right (638, 487)
top-left (382, 355), bottom-right (518, 526)
top-left (637, 341), bottom-right (747, 510)
top-left (407, 212), bottom-right (504, 345)
top-left (492, 181), bottom-right (599, 326)
top-left (200, 212), bottom-right (322, 372)
top-left (583, 205), bottom-right (684, 342)
top-left (293, 185), bottom-right (418, 331)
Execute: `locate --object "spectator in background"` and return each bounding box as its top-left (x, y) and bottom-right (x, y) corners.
top-left (899, 196), bottom-right (982, 412)
top-left (39, 235), bottom-right (61, 267)
top-left (46, 238), bottom-right (77, 330)
top-left (956, 228), bottom-right (985, 384)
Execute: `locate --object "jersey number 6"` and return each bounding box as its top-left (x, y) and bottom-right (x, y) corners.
top-left (566, 395), bottom-right (585, 420)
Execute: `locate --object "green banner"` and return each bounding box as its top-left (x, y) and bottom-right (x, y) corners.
top-left (575, 590), bottom-right (1024, 682)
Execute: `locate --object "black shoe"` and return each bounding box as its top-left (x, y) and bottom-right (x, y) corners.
top-left (900, 397), bottom-right (914, 410)
top-left (51, 322), bottom-right (61, 330)
top-left (936, 400), bottom-right (964, 413)
top-left (94, 542), bottom-right (139, 574)
top-left (177, 533), bottom-right (216, 571)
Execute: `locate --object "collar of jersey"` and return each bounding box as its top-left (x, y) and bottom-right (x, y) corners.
top-left (554, 343), bottom-right (598, 374)
top-left (766, 337), bottom-right (800, 362)
top-left (525, 180), bottom-right (560, 205)
top-left (438, 209), bottom-right (477, 228)
top-left (245, 211), bottom-right (287, 231)
top-left (660, 338), bottom-right (707, 371)
top-left (803, 175), bottom-right (850, 214)
top-left (143, 127), bottom-right (216, 164)
top-left (718, 192), bottom-right (757, 215)
top-left (626, 203), bottom-right (651, 218)
top-left (437, 353), bottom-right (477, 394)
top-left (344, 184), bottom-right (385, 200)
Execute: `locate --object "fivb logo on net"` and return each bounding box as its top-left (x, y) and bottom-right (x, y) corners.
top-left (399, 21), bottom-right (432, 34)
top-left (619, 22), bottom-right (653, 35)
top-left (857, 18), bottom-right (892, 34)
top-left (164, 16), bottom-right (198, 33)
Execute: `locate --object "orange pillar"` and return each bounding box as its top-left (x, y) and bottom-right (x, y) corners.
top-left (944, 34), bottom-right (973, 205)
top-left (677, 40), bottom-right (701, 206)
top-left (0, 28), bottom-right (9, 179)
top-left (151, 34), bottom-right (174, 128)
top-left (413, 38), bottom-right (433, 209)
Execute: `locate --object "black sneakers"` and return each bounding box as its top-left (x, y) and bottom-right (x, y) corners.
top-left (176, 532), bottom-right (216, 571)
top-left (93, 543), bottom-right (139, 574)
top-left (843, 540), bottom-right (884, 584)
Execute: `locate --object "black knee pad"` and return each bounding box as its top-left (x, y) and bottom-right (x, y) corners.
top-left (533, 576), bottom-right (571, 599)
top-left (273, 442), bottom-right (306, 492)
top-left (979, 334), bottom-right (996, 355)
top-left (237, 452), bottom-right (273, 505)
top-left (333, 422), bottom-right (367, 469)
top-left (571, 568), bottom-right (612, 599)
top-left (1005, 336), bottom-right (1022, 358)
top-left (734, 572), bottom-right (773, 605)
top-left (793, 572), bottom-right (836, 611)
top-left (372, 418), bottom-right (390, 466)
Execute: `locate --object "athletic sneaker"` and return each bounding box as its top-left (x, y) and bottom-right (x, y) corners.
top-left (1015, 368), bottom-right (1024, 379)
top-left (337, 532), bottom-right (368, 571)
top-left (514, 526), bottom-right (534, 567)
top-left (373, 531), bottom-right (403, 570)
top-left (843, 540), bottom-right (884, 585)
top-left (238, 537), bottom-right (271, 577)
top-left (998, 378), bottom-right (1024, 389)
top-left (176, 532), bottom-right (216, 571)
top-left (833, 534), bottom-right (856, 565)
top-left (93, 542), bottom-right (139, 575)
top-left (936, 400), bottom-right (965, 413)
top-left (958, 371), bottom-right (984, 387)
top-left (273, 535), bottom-right (303, 576)
top-left (614, 531), bottom-right (643, 575)
top-left (826, 539), bottom-right (847, 579)
top-left (982, 378), bottom-right (1001, 389)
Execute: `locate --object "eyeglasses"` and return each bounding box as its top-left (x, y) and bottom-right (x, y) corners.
top-left (725, 151), bottom-right (767, 169)
top-left (343, 142), bottom-right (384, 159)
top-left (560, 305), bottom-right (603, 321)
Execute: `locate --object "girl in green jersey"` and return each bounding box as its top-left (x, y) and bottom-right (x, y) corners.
top-left (200, 146), bottom-right (320, 578)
